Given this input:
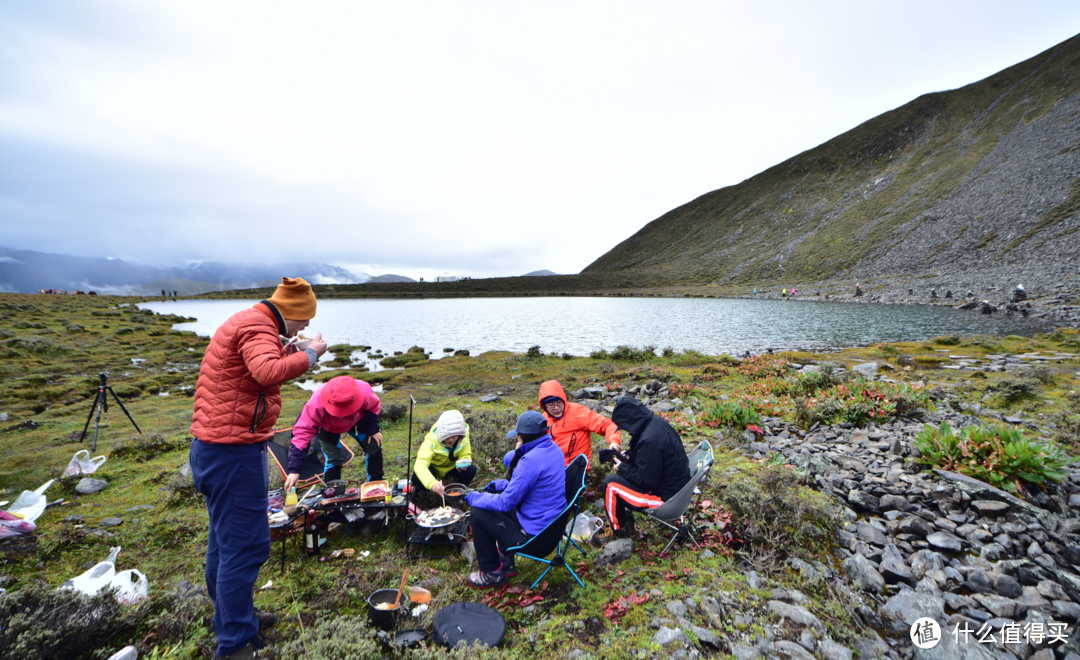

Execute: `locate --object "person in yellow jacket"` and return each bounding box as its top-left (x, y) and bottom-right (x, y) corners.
top-left (412, 410), bottom-right (476, 498)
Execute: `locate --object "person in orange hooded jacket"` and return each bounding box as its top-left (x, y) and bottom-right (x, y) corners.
top-left (537, 380), bottom-right (621, 467)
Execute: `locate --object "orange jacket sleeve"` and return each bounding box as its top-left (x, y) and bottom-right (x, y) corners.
top-left (238, 325), bottom-right (310, 387)
top-left (585, 408), bottom-right (621, 447)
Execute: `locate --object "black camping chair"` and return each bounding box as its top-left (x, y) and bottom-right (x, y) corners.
top-left (267, 427), bottom-right (356, 488)
top-left (506, 454), bottom-right (589, 589)
top-left (642, 440), bottom-right (714, 554)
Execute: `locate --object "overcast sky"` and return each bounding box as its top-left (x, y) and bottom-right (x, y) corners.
top-left (2, 2), bottom-right (1078, 281)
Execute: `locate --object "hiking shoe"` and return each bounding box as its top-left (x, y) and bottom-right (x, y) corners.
top-left (466, 568), bottom-right (510, 589)
top-left (208, 610), bottom-right (275, 635)
top-left (253, 609), bottom-right (276, 630)
top-left (590, 527), bottom-right (615, 547)
top-left (614, 528), bottom-right (633, 539)
top-left (498, 554), bottom-right (518, 578)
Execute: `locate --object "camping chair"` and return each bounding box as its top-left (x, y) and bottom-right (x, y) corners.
top-left (643, 440), bottom-right (714, 554)
top-left (267, 427), bottom-right (356, 489)
top-left (506, 454), bottom-right (589, 589)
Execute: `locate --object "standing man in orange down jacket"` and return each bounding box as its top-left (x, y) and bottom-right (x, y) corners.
top-left (189, 277), bottom-right (327, 660)
top-left (537, 380), bottom-right (621, 467)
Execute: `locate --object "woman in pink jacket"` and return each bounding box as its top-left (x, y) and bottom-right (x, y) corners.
top-left (284, 376), bottom-right (382, 491)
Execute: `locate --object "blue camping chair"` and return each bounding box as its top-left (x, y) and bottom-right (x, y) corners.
top-left (506, 454), bottom-right (589, 589)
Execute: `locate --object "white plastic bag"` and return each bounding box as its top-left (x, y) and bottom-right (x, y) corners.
top-left (59, 546), bottom-right (121, 596)
top-left (64, 450), bottom-right (107, 477)
top-left (110, 569), bottom-right (148, 605)
top-left (567, 511), bottom-right (605, 542)
top-left (7, 479), bottom-right (54, 524)
top-left (0, 511), bottom-right (36, 538)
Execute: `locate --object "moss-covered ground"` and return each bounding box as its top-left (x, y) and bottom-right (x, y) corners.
top-left (1, 293), bottom-right (1079, 659)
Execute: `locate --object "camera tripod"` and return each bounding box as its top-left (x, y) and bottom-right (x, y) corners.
top-left (80, 373), bottom-right (142, 452)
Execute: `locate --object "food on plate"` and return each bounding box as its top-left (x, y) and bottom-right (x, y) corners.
top-left (365, 486), bottom-right (386, 498)
top-left (323, 487), bottom-right (336, 498)
top-left (416, 506), bottom-right (458, 526)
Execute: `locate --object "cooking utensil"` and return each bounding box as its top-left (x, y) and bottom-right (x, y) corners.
top-left (408, 506), bottom-right (467, 528)
top-left (442, 483), bottom-right (469, 506)
top-left (367, 589), bottom-right (404, 631)
top-left (393, 568), bottom-right (409, 609)
top-left (392, 628), bottom-right (429, 648)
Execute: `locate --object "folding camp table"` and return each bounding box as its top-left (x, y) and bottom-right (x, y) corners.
top-left (267, 427), bottom-right (356, 487)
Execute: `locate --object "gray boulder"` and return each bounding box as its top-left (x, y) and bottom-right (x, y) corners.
top-left (852, 363), bottom-right (879, 379)
top-left (766, 600), bottom-right (824, 631)
top-left (652, 626), bottom-right (688, 647)
top-left (841, 553), bottom-right (885, 591)
top-left (880, 544), bottom-right (915, 584)
top-left (594, 538), bottom-right (633, 567)
top-left (774, 640), bottom-right (816, 660)
top-left (75, 478), bottom-right (108, 495)
top-left (818, 638), bottom-right (854, 660)
top-left (883, 590), bottom-right (945, 632)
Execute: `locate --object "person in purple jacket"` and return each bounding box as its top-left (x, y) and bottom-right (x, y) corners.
top-left (464, 410), bottom-right (566, 588)
top-left (284, 376), bottom-right (382, 491)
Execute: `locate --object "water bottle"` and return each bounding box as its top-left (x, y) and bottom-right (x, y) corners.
top-left (285, 488), bottom-right (298, 507)
top-left (106, 646), bottom-right (138, 660)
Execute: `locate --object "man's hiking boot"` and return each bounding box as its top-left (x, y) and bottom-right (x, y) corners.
top-left (254, 609), bottom-right (276, 630)
top-left (590, 527), bottom-right (615, 547)
top-left (466, 567), bottom-right (510, 588)
top-left (208, 609), bottom-right (275, 635)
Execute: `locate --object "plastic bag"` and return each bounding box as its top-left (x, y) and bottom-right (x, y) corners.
top-left (0, 510), bottom-right (36, 538)
top-left (110, 569), bottom-right (148, 605)
top-left (7, 479), bottom-right (54, 524)
top-left (567, 511), bottom-right (605, 542)
top-left (64, 450), bottom-right (107, 477)
top-left (59, 546), bottom-right (121, 596)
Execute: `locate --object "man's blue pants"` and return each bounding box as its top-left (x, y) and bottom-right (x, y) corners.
top-left (190, 439), bottom-right (270, 657)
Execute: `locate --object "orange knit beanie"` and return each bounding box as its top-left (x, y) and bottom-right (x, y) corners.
top-left (267, 277), bottom-right (317, 320)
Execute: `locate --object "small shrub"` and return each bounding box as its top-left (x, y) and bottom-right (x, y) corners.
top-left (589, 348), bottom-right (609, 359)
top-left (561, 352), bottom-right (573, 359)
top-left (788, 363), bottom-right (847, 396)
top-left (327, 343), bottom-right (353, 353)
top-left (526, 345), bottom-right (542, 359)
top-left (380, 346), bottom-right (428, 368)
top-left (0, 581), bottom-right (145, 659)
top-left (699, 400), bottom-right (761, 428)
top-left (609, 345), bottom-right (655, 361)
top-left (915, 422), bottom-right (1075, 494)
top-left (381, 402), bottom-right (408, 423)
top-left (111, 433), bottom-right (190, 460)
top-left (931, 334), bottom-right (961, 345)
top-left (453, 349), bottom-right (470, 357)
top-left (715, 464), bottom-right (839, 563)
top-left (443, 347), bottom-right (454, 353)
top-left (875, 343), bottom-right (900, 355)
top-left (737, 353), bottom-right (787, 379)
top-left (281, 614), bottom-right (382, 660)
top-left (795, 380), bottom-right (928, 427)
top-left (662, 346), bottom-right (676, 357)
top-left (1015, 365), bottom-right (1054, 384)
top-left (992, 377), bottom-right (1042, 403)
top-left (598, 362), bottom-right (614, 374)
top-left (668, 349), bottom-right (714, 367)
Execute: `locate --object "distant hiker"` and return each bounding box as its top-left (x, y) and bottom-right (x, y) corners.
top-left (854, 283), bottom-right (862, 297)
top-left (602, 397), bottom-right (690, 539)
top-left (285, 376), bottom-right (382, 491)
top-left (753, 288), bottom-right (757, 296)
top-left (189, 277), bottom-right (327, 660)
top-left (162, 289), bottom-right (166, 297)
top-left (536, 380), bottom-right (621, 468)
top-left (173, 289), bottom-right (178, 297)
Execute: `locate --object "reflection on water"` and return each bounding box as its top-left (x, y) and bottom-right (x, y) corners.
top-left (142, 297), bottom-right (1052, 364)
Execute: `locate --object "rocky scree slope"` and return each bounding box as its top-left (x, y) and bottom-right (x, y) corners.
top-left (584, 33), bottom-right (1080, 296)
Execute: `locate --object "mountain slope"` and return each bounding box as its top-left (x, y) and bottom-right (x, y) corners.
top-left (584, 33), bottom-right (1080, 289)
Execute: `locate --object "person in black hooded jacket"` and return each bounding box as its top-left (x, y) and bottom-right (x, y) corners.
top-left (603, 396), bottom-right (691, 537)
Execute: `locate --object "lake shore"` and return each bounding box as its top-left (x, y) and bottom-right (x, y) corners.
top-left (2, 293), bottom-right (1080, 659)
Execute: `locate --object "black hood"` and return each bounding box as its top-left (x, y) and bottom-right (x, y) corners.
top-left (612, 396), bottom-right (654, 437)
